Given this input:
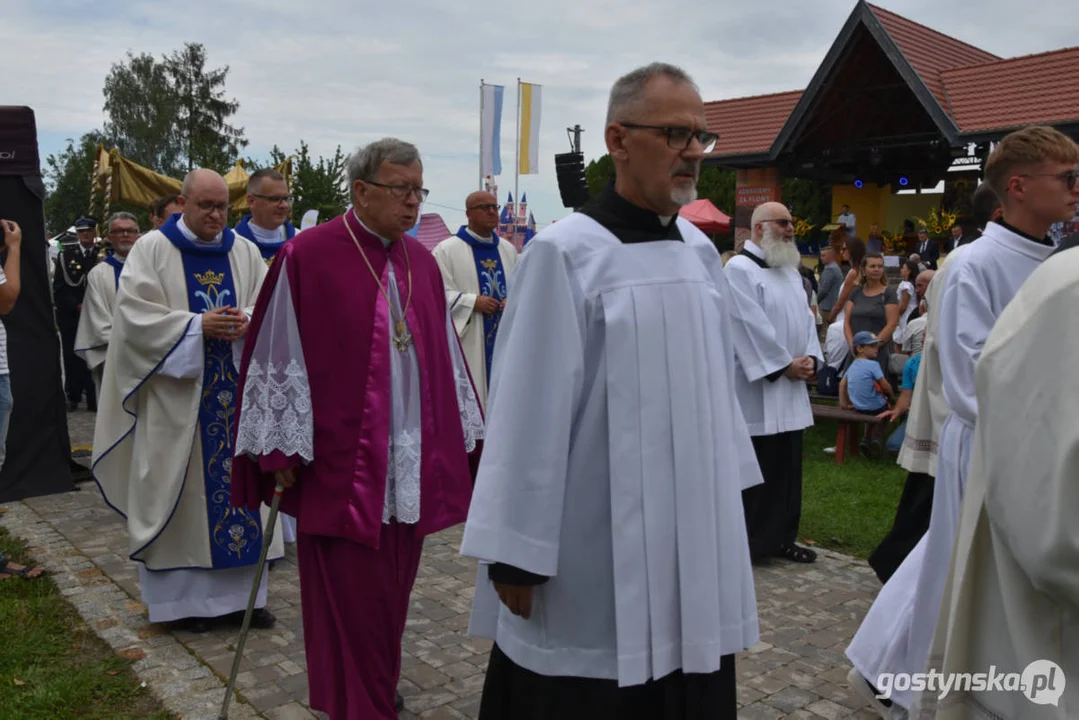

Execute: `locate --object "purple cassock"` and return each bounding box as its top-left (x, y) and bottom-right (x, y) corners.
top-left (231, 211), bottom-right (483, 719)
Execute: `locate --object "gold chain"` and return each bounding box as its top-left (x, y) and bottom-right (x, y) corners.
top-left (343, 211), bottom-right (414, 351)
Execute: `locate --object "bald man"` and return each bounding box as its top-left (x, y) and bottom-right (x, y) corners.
top-left (92, 168), bottom-right (282, 633)
top-left (432, 191), bottom-right (518, 410)
top-left (724, 201), bottom-right (823, 564)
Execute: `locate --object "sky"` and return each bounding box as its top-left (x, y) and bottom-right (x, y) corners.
top-left (2, 0), bottom-right (1074, 232)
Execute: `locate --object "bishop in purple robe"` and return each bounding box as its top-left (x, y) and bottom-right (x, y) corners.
top-left (231, 138), bottom-right (483, 720)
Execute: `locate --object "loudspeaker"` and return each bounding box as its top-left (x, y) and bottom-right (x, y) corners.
top-left (554, 151), bottom-right (590, 209)
top-left (0, 106), bottom-right (75, 502)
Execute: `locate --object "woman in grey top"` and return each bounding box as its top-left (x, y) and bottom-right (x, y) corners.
top-left (843, 252), bottom-right (899, 376)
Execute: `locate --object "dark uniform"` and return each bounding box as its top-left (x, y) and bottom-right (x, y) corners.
top-left (53, 218), bottom-right (99, 410)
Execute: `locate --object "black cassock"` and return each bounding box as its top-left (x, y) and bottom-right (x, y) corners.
top-left (477, 184), bottom-right (737, 720)
top-left (53, 244), bottom-right (97, 408)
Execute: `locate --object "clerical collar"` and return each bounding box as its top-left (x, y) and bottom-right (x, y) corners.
top-left (351, 210), bottom-right (394, 248)
top-left (464, 227), bottom-right (497, 244)
top-left (248, 221), bottom-right (286, 245)
top-left (177, 216), bottom-right (223, 246)
top-left (578, 182), bottom-right (683, 245)
top-left (993, 218), bottom-right (1053, 247)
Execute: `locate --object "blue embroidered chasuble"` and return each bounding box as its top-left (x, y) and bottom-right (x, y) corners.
top-left (234, 216), bottom-right (296, 263)
top-left (104, 255), bottom-right (124, 289)
top-left (455, 226), bottom-right (507, 382)
top-left (160, 216), bottom-right (265, 570)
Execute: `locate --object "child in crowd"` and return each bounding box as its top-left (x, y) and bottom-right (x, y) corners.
top-left (840, 330), bottom-right (893, 457)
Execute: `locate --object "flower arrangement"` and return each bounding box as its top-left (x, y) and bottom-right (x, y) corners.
top-left (914, 207), bottom-right (959, 239)
top-left (881, 229), bottom-right (908, 255)
top-left (792, 216), bottom-right (816, 239)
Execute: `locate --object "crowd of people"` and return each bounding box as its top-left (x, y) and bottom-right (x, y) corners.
top-left (0, 60), bottom-right (1076, 720)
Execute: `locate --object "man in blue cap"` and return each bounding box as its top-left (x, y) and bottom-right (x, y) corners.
top-left (53, 216), bottom-right (100, 411)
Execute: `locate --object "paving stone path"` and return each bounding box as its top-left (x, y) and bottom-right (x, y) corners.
top-left (0, 409), bottom-right (885, 719)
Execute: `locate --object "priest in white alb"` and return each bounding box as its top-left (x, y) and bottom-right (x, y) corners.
top-left (461, 63), bottom-right (782, 720)
top-left (92, 169), bottom-right (281, 634)
top-left (723, 201), bottom-right (822, 565)
top-left (432, 191), bottom-right (518, 410)
top-left (75, 211), bottom-right (140, 398)
top-left (845, 125), bottom-right (1079, 716)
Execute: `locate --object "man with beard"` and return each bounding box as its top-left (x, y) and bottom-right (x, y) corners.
top-left (461, 63), bottom-right (773, 719)
top-left (234, 169), bottom-right (297, 265)
top-left (74, 212), bottom-right (141, 399)
top-left (724, 201), bottom-right (823, 564)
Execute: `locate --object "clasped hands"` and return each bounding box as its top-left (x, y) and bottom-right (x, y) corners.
top-left (201, 306), bottom-right (249, 342)
top-left (474, 295), bottom-right (506, 316)
top-left (784, 356), bottom-right (816, 381)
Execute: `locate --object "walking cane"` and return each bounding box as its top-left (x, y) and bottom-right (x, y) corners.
top-left (218, 483), bottom-right (284, 720)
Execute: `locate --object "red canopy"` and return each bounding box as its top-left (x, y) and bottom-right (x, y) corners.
top-left (679, 199), bottom-right (731, 234)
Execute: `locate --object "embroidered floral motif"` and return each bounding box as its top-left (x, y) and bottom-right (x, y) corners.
top-left (383, 429), bottom-right (422, 524)
top-left (235, 358), bottom-right (314, 462)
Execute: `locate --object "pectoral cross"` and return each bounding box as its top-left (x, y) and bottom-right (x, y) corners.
top-left (393, 319), bottom-right (413, 352)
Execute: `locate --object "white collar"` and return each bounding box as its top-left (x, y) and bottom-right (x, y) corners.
top-left (744, 240), bottom-right (765, 258)
top-left (352, 210), bottom-right (394, 248)
top-left (465, 226), bottom-right (498, 244)
top-left (178, 216), bottom-right (223, 245)
top-left (248, 220), bottom-right (286, 244)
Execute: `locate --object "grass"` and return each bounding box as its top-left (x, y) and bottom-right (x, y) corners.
top-left (0, 525), bottom-right (175, 720)
top-left (798, 420), bottom-right (907, 558)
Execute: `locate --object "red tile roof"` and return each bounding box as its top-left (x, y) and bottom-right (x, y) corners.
top-left (867, 4), bottom-right (1000, 113)
top-left (704, 90), bottom-right (803, 157)
top-left (941, 46), bottom-right (1079, 133)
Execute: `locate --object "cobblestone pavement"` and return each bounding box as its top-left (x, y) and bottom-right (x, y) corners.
top-left (0, 409), bottom-right (885, 719)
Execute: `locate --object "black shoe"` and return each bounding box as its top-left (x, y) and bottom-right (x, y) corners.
top-left (87, 397), bottom-right (97, 413)
top-left (68, 400), bottom-right (79, 411)
top-left (395, 691), bottom-right (404, 712)
top-left (247, 608), bottom-right (277, 629)
top-left (174, 617), bottom-right (214, 634)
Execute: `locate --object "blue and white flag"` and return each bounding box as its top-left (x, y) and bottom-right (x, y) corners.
top-left (481, 83), bottom-right (504, 177)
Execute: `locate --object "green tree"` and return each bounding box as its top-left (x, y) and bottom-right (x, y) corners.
top-left (781, 177), bottom-right (832, 246)
top-left (43, 130), bottom-right (113, 236)
top-left (585, 154), bottom-right (614, 197)
top-left (102, 43), bottom-right (246, 176)
top-left (102, 51), bottom-right (182, 175)
top-left (697, 166), bottom-right (736, 216)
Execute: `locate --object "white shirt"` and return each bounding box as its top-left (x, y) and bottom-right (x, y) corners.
top-left (838, 212), bottom-right (856, 236)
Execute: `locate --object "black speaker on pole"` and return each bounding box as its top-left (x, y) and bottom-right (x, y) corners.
top-left (554, 151), bottom-right (591, 210)
top-left (0, 107), bottom-right (75, 502)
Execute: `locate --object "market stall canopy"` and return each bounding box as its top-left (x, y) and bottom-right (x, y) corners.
top-left (678, 198), bottom-right (731, 234)
top-left (90, 146), bottom-right (292, 216)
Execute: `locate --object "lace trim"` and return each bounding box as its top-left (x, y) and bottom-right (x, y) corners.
top-left (454, 362), bottom-right (485, 452)
top-left (235, 358), bottom-right (314, 462)
top-left (383, 428), bottom-right (421, 524)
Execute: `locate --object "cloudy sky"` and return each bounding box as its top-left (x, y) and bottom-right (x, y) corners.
top-left (2, 0), bottom-right (1073, 230)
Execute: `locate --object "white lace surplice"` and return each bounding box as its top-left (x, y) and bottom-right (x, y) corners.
top-left (235, 248), bottom-right (484, 527)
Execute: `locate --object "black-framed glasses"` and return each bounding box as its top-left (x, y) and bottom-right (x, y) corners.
top-left (252, 193), bottom-right (294, 205)
top-left (468, 203), bottom-right (500, 212)
top-left (1019, 169), bottom-right (1078, 191)
top-left (761, 218), bottom-right (794, 228)
top-left (367, 181), bottom-right (430, 203)
top-left (195, 200), bottom-right (229, 214)
top-left (619, 123), bottom-right (719, 153)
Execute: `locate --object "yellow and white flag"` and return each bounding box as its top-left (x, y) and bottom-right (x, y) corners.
top-left (518, 81), bottom-right (542, 175)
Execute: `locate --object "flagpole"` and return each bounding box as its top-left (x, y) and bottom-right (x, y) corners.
top-left (479, 79), bottom-right (485, 191)
top-left (514, 77), bottom-right (520, 248)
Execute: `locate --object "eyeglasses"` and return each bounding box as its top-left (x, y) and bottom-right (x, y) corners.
top-left (1019, 169), bottom-right (1078, 191)
top-left (194, 201), bottom-right (229, 214)
top-left (366, 181), bottom-right (430, 203)
top-left (109, 229), bottom-right (139, 237)
top-left (252, 193), bottom-right (294, 205)
top-left (761, 218), bottom-right (794, 228)
top-left (468, 204), bottom-right (500, 212)
top-left (619, 123), bottom-right (719, 153)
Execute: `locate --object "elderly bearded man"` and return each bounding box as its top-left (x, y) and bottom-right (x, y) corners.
top-left (74, 211), bottom-right (141, 399)
top-left (432, 191), bottom-right (518, 410)
top-left (724, 202), bottom-right (823, 565)
top-left (230, 138), bottom-right (483, 720)
top-left (92, 169), bottom-right (281, 634)
top-left (460, 62), bottom-right (781, 720)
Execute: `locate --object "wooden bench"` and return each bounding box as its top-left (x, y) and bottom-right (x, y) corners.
top-left (811, 404), bottom-right (885, 465)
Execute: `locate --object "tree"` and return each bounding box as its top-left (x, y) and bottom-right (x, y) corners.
top-left (165, 44), bottom-right (247, 173)
top-left (781, 177), bottom-right (832, 247)
top-left (102, 52), bottom-right (182, 175)
top-left (585, 154), bottom-right (614, 197)
top-left (43, 130), bottom-right (114, 236)
top-left (101, 42), bottom-right (246, 176)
